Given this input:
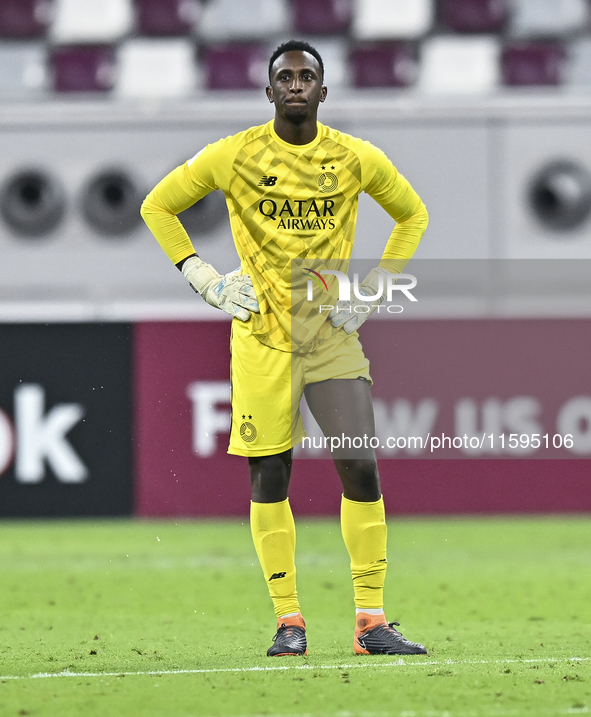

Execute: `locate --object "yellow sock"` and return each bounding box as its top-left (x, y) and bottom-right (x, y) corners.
top-left (250, 499), bottom-right (300, 618)
top-left (340, 495), bottom-right (387, 610)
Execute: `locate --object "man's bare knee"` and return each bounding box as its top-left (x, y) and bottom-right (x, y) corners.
top-left (335, 458), bottom-right (381, 502)
top-left (249, 450), bottom-right (292, 503)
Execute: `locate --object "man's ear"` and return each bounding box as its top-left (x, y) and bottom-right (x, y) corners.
top-left (320, 85), bottom-right (328, 103)
top-left (266, 85), bottom-right (274, 103)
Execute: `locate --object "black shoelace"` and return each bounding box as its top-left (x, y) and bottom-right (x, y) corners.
top-left (272, 623), bottom-right (303, 642)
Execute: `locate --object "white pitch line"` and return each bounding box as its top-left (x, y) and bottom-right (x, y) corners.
top-left (0, 656), bottom-right (588, 682)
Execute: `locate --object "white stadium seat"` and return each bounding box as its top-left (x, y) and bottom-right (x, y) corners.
top-left (418, 35), bottom-right (500, 93)
top-left (0, 42), bottom-right (47, 97)
top-left (115, 38), bottom-right (198, 98)
top-left (566, 37), bottom-right (591, 87)
top-left (198, 0), bottom-right (290, 41)
top-left (509, 0), bottom-right (590, 37)
top-left (352, 0), bottom-right (434, 39)
top-left (307, 37), bottom-right (349, 88)
top-left (50, 0), bottom-right (134, 44)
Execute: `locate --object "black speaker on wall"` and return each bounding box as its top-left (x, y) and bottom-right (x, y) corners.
top-left (0, 168), bottom-right (66, 237)
top-left (528, 159), bottom-right (591, 232)
top-left (80, 168), bottom-right (144, 236)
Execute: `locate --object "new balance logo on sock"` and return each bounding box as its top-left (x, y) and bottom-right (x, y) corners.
top-left (269, 572), bottom-right (286, 581)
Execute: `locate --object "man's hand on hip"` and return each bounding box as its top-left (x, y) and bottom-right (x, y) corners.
top-left (329, 266), bottom-right (388, 335)
top-left (182, 256), bottom-right (259, 322)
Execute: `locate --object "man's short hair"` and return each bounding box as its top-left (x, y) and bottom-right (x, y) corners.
top-left (268, 40), bottom-right (324, 82)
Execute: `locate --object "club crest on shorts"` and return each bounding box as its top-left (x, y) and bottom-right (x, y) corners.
top-left (240, 421), bottom-right (257, 442)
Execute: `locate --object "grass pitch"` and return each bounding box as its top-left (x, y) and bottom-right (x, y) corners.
top-left (0, 516), bottom-right (589, 717)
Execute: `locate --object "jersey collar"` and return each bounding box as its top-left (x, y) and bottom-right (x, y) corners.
top-left (268, 120), bottom-right (324, 152)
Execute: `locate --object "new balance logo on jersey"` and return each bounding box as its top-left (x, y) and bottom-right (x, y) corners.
top-left (269, 572), bottom-right (286, 580)
top-left (258, 175), bottom-right (278, 186)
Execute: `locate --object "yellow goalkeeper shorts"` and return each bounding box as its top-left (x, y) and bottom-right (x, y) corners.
top-left (228, 319), bottom-right (371, 457)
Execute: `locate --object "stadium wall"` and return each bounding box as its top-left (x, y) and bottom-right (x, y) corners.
top-left (1, 96), bottom-right (591, 517)
top-left (2, 95), bottom-right (591, 320)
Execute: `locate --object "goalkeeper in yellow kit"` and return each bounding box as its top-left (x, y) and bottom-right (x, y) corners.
top-left (141, 40), bottom-right (429, 657)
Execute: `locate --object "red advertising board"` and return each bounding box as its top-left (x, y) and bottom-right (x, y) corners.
top-left (134, 319), bottom-right (591, 517)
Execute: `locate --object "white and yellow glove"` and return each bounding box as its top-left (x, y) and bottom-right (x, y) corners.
top-left (329, 267), bottom-right (388, 335)
top-left (181, 256), bottom-right (259, 322)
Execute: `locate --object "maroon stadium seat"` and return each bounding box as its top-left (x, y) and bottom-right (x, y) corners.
top-left (0, 0), bottom-right (50, 38)
top-left (501, 43), bottom-right (565, 86)
top-left (50, 46), bottom-right (116, 92)
top-left (440, 0), bottom-right (507, 33)
top-left (291, 0), bottom-right (352, 35)
top-left (134, 0), bottom-right (195, 36)
top-left (204, 44), bottom-right (266, 90)
top-left (351, 43), bottom-right (416, 88)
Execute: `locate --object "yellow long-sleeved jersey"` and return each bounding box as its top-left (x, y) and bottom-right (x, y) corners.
top-left (141, 120), bottom-right (428, 352)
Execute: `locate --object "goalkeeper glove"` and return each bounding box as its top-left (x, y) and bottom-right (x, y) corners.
top-left (181, 256), bottom-right (259, 322)
top-left (329, 267), bottom-right (388, 335)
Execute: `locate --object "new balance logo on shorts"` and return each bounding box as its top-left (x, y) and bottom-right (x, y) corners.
top-left (258, 175), bottom-right (278, 186)
top-left (269, 572), bottom-right (286, 580)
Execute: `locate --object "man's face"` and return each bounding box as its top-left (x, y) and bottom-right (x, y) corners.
top-left (266, 51), bottom-right (327, 124)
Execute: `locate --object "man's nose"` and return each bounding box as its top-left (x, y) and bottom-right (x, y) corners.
top-left (289, 76), bottom-right (303, 92)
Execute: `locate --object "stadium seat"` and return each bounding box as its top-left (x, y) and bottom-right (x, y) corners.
top-left (502, 43), bottom-right (565, 86)
top-left (50, 45), bottom-right (116, 92)
top-left (203, 44), bottom-right (267, 90)
top-left (291, 0), bottom-right (353, 35)
top-left (50, 0), bottom-right (134, 44)
top-left (440, 0), bottom-right (507, 33)
top-left (509, 0), bottom-right (589, 37)
top-left (199, 0), bottom-right (290, 41)
top-left (134, 0), bottom-right (198, 36)
top-left (0, 0), bottom-right (51, 38)
top-left (115, 38), bottom-right (198, 97)
top-left (351, 43), bottom-right (416, 88)
top-left (0, 43), bottom-right (47, 97)
top-left (310, 38), bottom-right (349, 87)
top-left (566, 37), bottom-right (591, 87)
top-left (418, 35), bottom-right (500, 93)
top-left (352, 0), bottom-right (434, 39)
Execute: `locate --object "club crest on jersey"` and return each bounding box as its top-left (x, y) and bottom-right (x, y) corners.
top-left (258, 175), bottom-right (278, 187)
top-left (318, 172), bottom-right (338, 192)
